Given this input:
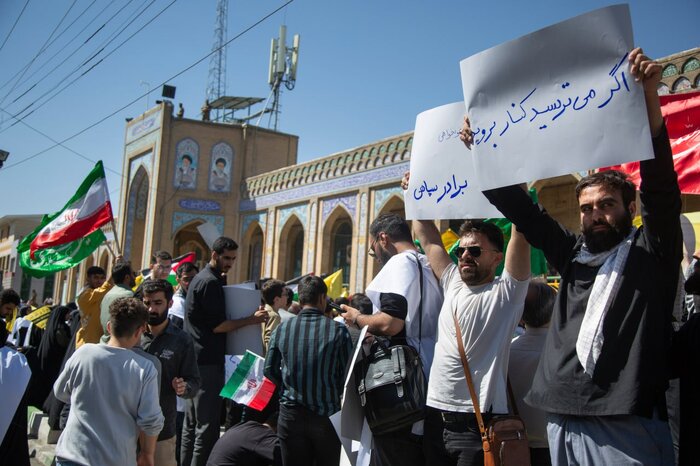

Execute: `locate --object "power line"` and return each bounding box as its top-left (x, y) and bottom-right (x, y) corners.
top-left (0, 0), bottom-right (31, 53)
top-left (0, 0), bottom-right (165, 132)
top-left (0, 0), bottom-right (78, 107)
top-left (1, 0), bottom-right (97, 95)
top-left (0, 0), bottom-right (132, 98)
top-left (2, 0), bottom-right (295, 172)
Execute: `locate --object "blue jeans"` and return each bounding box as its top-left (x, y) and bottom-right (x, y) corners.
top-left (56, 460), bottom-right (86, 466)
top-left (424, 407), bottom-right (496, 466)
top-left (277, 404), bottom-right (340, 466)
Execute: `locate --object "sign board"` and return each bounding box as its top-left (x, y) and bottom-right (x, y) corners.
top-left (460, 4), bottom-right (653, 189)
top-left (405, 101), bottom-right (503, 220)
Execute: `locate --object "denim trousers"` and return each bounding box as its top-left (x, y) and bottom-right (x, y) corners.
top-left (277, 404), bottom-right (340, 466)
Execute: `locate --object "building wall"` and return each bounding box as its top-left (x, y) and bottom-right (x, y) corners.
top-left (658, 47), bottom-right (700, 95)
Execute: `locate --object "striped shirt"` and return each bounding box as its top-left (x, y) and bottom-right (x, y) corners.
top-left (264, 307), bottom-right (352, 416)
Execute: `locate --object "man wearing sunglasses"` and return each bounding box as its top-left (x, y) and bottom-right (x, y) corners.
top-left (405, 197), bottom-right (531, 466)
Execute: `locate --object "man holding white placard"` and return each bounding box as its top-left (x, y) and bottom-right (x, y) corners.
top-left (464, 48), bottom-right (679, 465)
top-left (182, 236), bottom-right (268, 466)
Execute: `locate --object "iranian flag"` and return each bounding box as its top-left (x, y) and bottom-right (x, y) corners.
top-left (18, 161), bottom-right (113, 277)
top-left (219, 350), bottom-right (276, 411)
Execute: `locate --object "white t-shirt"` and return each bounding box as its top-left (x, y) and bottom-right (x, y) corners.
top-left (365, 250), bottom-right (443, 375)
top-left (427, 263), bottom-right (528, 413)
top-left (169, 293), bottom-right (185, 321)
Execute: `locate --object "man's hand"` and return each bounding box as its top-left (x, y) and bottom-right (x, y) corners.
top-left (172, 377), bottom-right (186, 396)
top-left (251, 306), bottom-right (268, 324)
top-left (341, 305), bottom-right (360, 328)
top-left (459, 115), bottom-right (474, 149)
top-left (401, 171), bottom-right (410, 190)
top-left (137, 452), bottom-right (154, 466)
top-left (629, 47), bottom-right (663, 137)
top-left (628, 47), bottom-right (661, 94)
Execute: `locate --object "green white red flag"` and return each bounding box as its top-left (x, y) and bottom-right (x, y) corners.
top-left (219, 350), bottom-right (276, 411)
top-left (18, 161), bottom-right (113, 278)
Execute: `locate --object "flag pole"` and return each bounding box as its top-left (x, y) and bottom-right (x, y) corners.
top-left (110, 219), bottom-right (123, 257)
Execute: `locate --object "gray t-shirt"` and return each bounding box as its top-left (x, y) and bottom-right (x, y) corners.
top-left (54, 343), bottom-right (164, 466)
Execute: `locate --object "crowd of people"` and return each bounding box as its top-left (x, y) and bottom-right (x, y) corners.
top-left (0, 48), bottom-right (697, 466)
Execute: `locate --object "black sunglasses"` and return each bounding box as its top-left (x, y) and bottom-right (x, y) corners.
top-left (454, 245), bottom-right (500, 258)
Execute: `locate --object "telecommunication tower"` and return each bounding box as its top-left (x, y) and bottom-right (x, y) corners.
top-left (267, 25), bottom-right (300, 130)
top-left (206, 0), bottom-right (228, 121)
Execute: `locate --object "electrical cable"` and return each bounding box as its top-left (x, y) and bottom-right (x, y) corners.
top-left (0, 0), bottom-right (31, 53)
top-left (0, 0), bottom-right (157, 129)
top-left (2, 0), bottom-right (294, 172)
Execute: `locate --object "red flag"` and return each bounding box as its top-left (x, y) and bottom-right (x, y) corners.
top-left (603, 90), bottom-right (700, 193)
top-left (172, 252), bottom-right (196, 273)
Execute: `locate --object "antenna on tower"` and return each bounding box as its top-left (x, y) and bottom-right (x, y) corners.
top-left (267, 25), bottom-right (300, 130)
top-left (206, 0), bottom-right (229, 122)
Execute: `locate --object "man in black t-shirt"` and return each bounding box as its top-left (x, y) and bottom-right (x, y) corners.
top-left (182, 237), bottom-right (267, 466)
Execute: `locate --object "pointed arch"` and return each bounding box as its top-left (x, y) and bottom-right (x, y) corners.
top-left (321, 206), bottom-right (353, 286)
top-left (173, 219), bottom-right (211, 271)
top-left (124, 166), bottom-right (149, 267)
top-left (240, 221), bottom-right (265, 283)
top-left (277, 215), bottom-right (305, 281)
top-left (369, 194), bottom-right (406, 279)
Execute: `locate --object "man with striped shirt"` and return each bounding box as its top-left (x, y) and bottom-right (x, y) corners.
top-left (264, 275), bottom-right (352, 466)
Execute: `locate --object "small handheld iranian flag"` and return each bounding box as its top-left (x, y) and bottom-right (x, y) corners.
top-left (220, 350), bottom-right (276, 411)
top-left (18, 161), bottom-right (113, 277)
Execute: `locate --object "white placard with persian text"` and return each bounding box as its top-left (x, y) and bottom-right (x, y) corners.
top-left (460, 4), bottom-right (653, 190)
top-left (405, 101), bottom-right (502, 220)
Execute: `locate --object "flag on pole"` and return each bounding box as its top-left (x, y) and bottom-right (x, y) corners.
top-left (18, 161), bottom-right (113, 278)
top-left (324, 269), bottom-right (343, 299)
top-left (220, 351), bottom-right (276, 411)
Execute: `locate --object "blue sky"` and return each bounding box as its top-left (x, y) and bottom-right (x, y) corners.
top-left (0, 0), bottom-right (697, 218)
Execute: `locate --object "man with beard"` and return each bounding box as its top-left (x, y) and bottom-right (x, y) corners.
top-left (142, 279), bottom-right (200, 466)
top-left (341, 213), bottom-right (443, 466)
top-left (461, 48), bottom-right (680, 464)
top-left (182, 236), bottom-right (268, 466)
top-left (407, 212), bottom-right (530, 466)
top-left (135, 251), bottom-right (174, 299)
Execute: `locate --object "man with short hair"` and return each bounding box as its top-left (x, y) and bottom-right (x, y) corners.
top-left (410, 215), bottom-right (530, 466)
top-left (261, 279), bottom-right (287, 354)
top-left (206, 410), bottom-right (281, 466)
top-left (182, 236), bottom-right (268, 466)
top-left (54, 297), bottom-right (164, 466)
top-left (264, 275), bottom-right (352, 466)
top-left (142, 279), bottom-right (201, 466)
top-left (75, 265), bottom-right (112, 347)
top-left (341, 213), bottom-right (443, 466)
top-left (100, 261), bottom-right (136, 335)
top-left (170, 262), bottom-right (199, 329)
top-left (465, 48), bottom-right (678, 464)
top-left (136, 251), bottom-right (174, 299)
top-left (508, 280), bottom-right (557, 466)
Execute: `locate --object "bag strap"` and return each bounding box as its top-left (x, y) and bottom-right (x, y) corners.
top-left (507, 378), bottom-right (519, 416)
top-left (414, 253), bottom-right (424, 355)
top-left (451, 310), bottom-right (489, 446)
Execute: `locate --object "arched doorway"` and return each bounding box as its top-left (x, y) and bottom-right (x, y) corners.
top-left (124, 166), bottom-right (149, 268)
top-left (173, 221), bottom-right (211, 271)
top-left (99, 250), bottom-right (109, 272)
top-left (277, 216), bottom-right (304, 281)
top-left (322, 207), bottom-right (353, 287)
top-left (241, 223), bottom-right (264, 283)
top-left (369, 195), bottom-right (405, 279)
